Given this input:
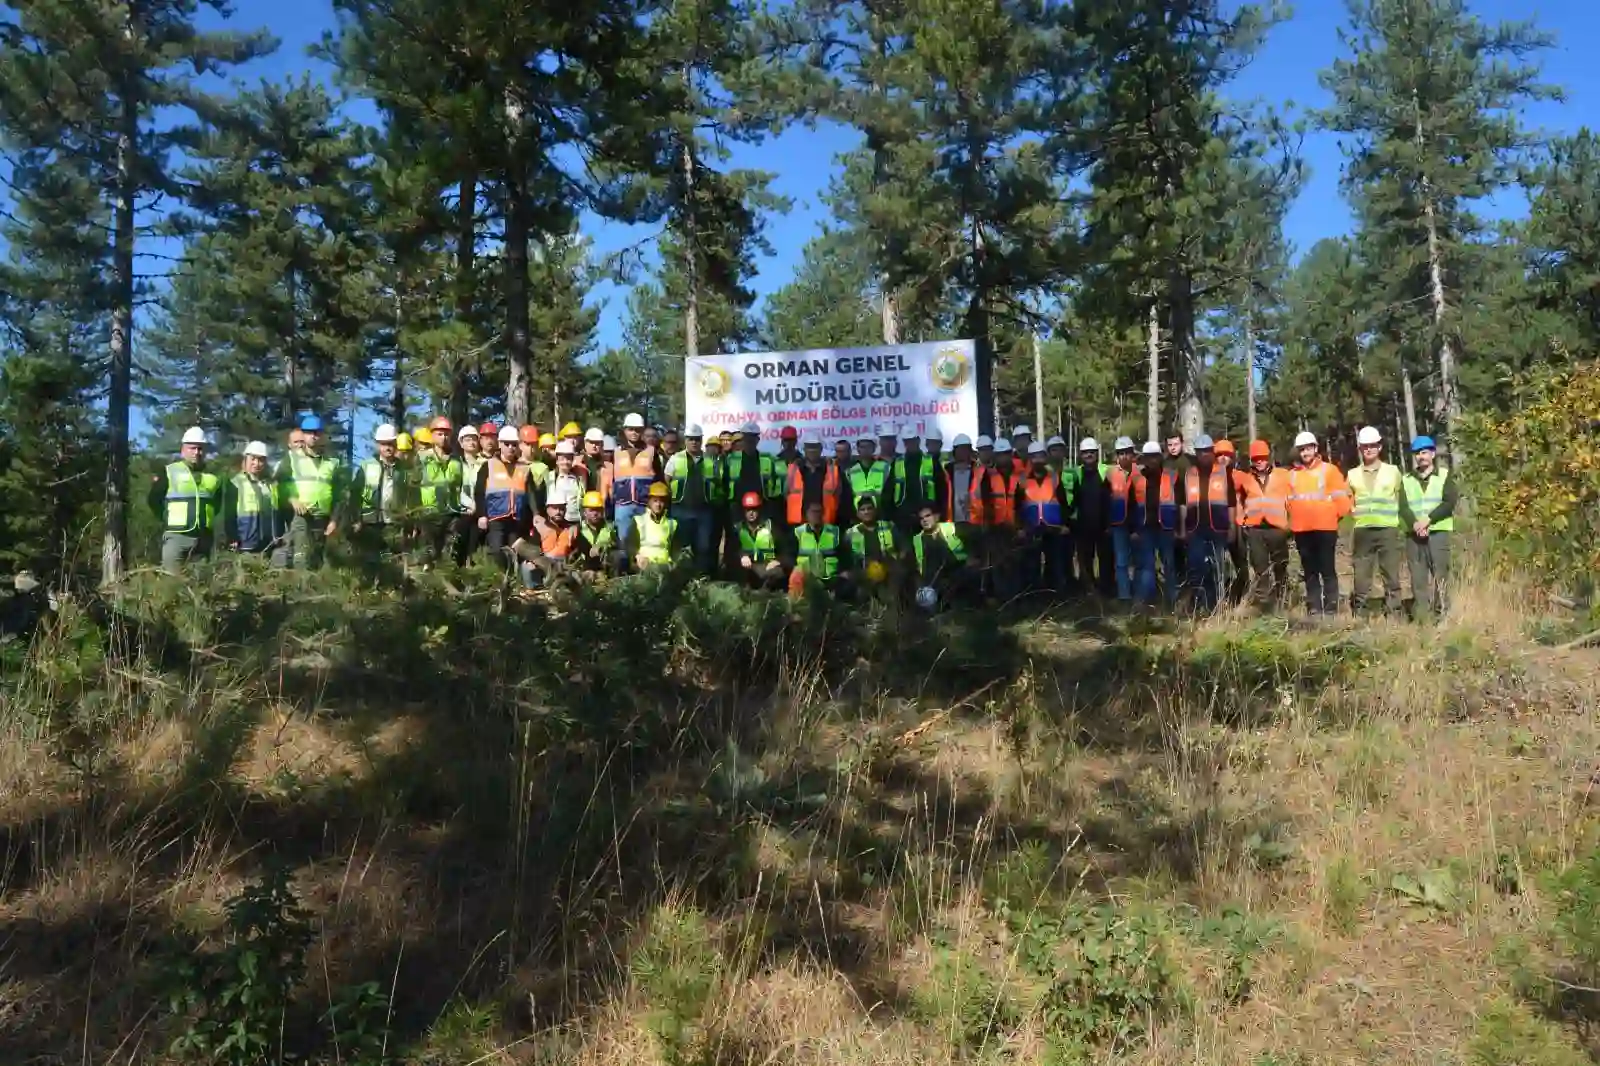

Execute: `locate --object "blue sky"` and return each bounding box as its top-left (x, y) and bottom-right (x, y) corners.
top-left (202, 0), bottom-right (1600, 363)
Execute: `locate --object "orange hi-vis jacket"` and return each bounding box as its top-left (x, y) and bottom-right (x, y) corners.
top-left (484, 460), bottom-right (528, 522)
top-left (612, 446), bottom-right (658, 507)
top-left (537, 519), bottom-right (577, 558)
top-left (969, 465), bottom-right (1017, 528)
top-left (1107, 465), bottom-right (1134, 526)
top-left (1287, 460), bottom-right (1352, 533)
top-left (576, 456), bottom-right (614, 505)
top-left (1184, 466), bottom-right (1232, 533)
top-left (1236, 467), bottom-right (1292, 530)
top-left (785, 461), bottom-right (841, 526)
top-left (1130, 468), bottom-right (1178, 530)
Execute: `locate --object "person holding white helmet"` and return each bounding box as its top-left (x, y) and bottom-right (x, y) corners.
top-left (1348, 425), bottom-right (1404, 616)
top-left (1286, 430), bottom-right (1352, 616)
top-left (150, 426), bottom-right (221, 573)
top-left (1129, 440), bottom-right (1181, 606)
top-left (611, 411), bottom-right (662, 550)
top-left (223, 440), bottom-right (286, 567)
top-left (911, 502), bottom-right (975, 610)
top-left (276, 413), bottom-right (345, 569)
top-left (665, 423), bottom-right (725, 576)
top-left (1104, 437), bottom-right (1140, 601)
top-left (890, 425), bottom-right (939, 534)
top-left (846, 434), bottom-right (887, 528)
top-left (349, 423), bottom-right (416, 565)
top-left (782, 430), bottom-right (842, 531)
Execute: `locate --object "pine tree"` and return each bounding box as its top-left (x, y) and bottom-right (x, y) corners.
top-left (1318, 0), bottom-right (1559, 459)
top-left (0, 0), bottom-right (272, 580)
top-left (1527, 130), bottom-right (1600, 352)
top-left (760, 228), bottom-right (883, 351)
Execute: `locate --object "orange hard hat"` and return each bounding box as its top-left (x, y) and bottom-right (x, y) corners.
top-left (430, 416), bottom-right (452, 433)
top-left (741, 491), bottom-right (763, 509)
top-left (1249, 440), bottom-right (1271, 460)
top-left (1214, 439), bottom-right (1235, 456)
top-left (519, 424), bottom-right (540, 445)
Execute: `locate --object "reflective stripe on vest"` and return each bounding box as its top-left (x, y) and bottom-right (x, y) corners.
top-left (1241, 469), bottom-right (1290, 529)
top-left (786, 463), bottom-right (840, 525)
top-left (420, 454), bottom-right (461, 512)
top-left (460, 456), bottom-right (486, 511)
top-left (1107, 466), bottom-right (1133, 526)
top-left (540, 522), bottom-right (576, 558)
top-left (1021, 473), bottom-right (1063, 528)
top-left (913, 522), bottom-right (967, 574)
top-left (287, 452), bottom-right (337, 516)
top-left (847, 522), bottom-right (897, 562)
top-left (848, 461), bottom-right (888, 504)
top-left (484, 460), bottom-right (527, 522)
top-left (970, 468), bottom-right (1016, 527)
top-left (578, 522), bottom-right (617, 560)
top-left (165, 462), bottom-right (219, 535)
top-left (1350, 462), bottom-right (1402, 528)
top-left (739, 521), bottom-right (777, 563)
top-left (795, 525), bottom-right (840, 580)
top-left (891, 455), bottom-right (937, 505)
top-left (230, 472), bottom-right (275, 548)
top-left (1184, 467), bottom-right (1231, 532)
top-left (728, 452), bottom-right (779, 499)
top-left (361, 459), bottom-right (401, 523)
top-left (613, 446), bottom-right (657, 506)
top-left (1402, 467), bottom-right (1453, 532)
top-left (666, 452), bottom-right (722, 506)
top-left (636, 514), bottom-right (677, 565)
top-left (1131, 469), bottom-right (1178, 530)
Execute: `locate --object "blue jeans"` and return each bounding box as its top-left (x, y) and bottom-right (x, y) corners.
top-left (1110, 525), bottom-right (1133, 600)
top-left (1185, 530), bottom-right (1226, 610)
top-left (1132, 527), bottom-right (1178, 605)
top-left (613, 501), bottom-right (645, 553)
top-left (675, 508), bottom-right (716, 574)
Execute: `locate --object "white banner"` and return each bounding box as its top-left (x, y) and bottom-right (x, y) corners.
top-left (684, 340), bottom-right (980, 450)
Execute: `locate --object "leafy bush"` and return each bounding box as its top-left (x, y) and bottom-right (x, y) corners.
top-left (1549, 846), bottom-right (1600, 977)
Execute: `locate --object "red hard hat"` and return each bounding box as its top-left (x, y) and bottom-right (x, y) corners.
top-left (519, 424), bottom-right (539, 445)
top-left (479, 421), bottom-right (498, 437)
top-left (430, 416), bottom-right (452, 432)
top-left (779, 426), bottom-right (798, 440)
top-left (741, 491), bottom-right (763, 509)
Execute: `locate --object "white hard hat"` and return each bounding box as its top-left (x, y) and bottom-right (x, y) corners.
top-left (584, 427), bottom-right (605, 442)
top-left (1356, 425), bottom-right (1382, 445)
top-left (739, 421), bottom-right (760, 435)
top-left (498, 425), bottom-right (520, 443)
top-left (801, 431), bottom-right (822, 446)
top-left (1141, 440), bottom-right (1162, 456)
top-left (900, 427), bottom-right (919, 441)
top-left (684, 423), bottom-right (704, 437)
top-left (602, 435), bottom-right (617, 450)
top-left (1046, 435), bottom-right (1066, 449)
top-left (975, 434), bottom-right (994, 449)
top-left (951, 433), bottom-right (973, 448)
top-left (879, 423), bottom-right (898, 437)
top-left (457, 424), bottom-right (479, 440)
top-left (243, 440), bottom-right (270, 458)
top-left (1294, 431), bottom-right (1318, 448)
top-left (924, 428), bottom-right (943, 441)
top-left (181, 427), bottom-right (207, 445)
top-left (1011, 425), bottom-right (1032, 437)
top-left (554, 439), bottom-right (575, 455)
top-left (623, 412), bottom-right (645, 429)
top-left (374, 423), bottom-right (397, 443)
top-left (994, 439), bottom-right (1013, 454)
top-left (1079, 437), bottom-right (1099, 452)
top-left (1027, 441), bottom-right (1047, 456)
top-left (855, 436), bottom-right (874, 447)
top-left (1114, 436), bottom-right (1136, 451)
top-left (916, 586), bottom-right (938, 611)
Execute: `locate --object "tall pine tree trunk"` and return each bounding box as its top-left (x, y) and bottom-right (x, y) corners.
top-left (1402, 365), bottom-right (1418, 442)
top-left (1413, 88), bottom-right (1459, 463)
top-left (1244, 314), bottom-right (1257, 444)
top-left (451, 172), bottom-right (476, 427)
top-left (103, 80), bottom-right (136, 585)
top-left (680, 138), bottom-right (700, 359)
top-left (1145, 301), bottom-right (1160, 444)
top-left (1168, 268), bottom-right (1202, 443)
top-left (880, 283), bottom-right (899, 345)
top-left (502, 92), bottom-right (531, 425)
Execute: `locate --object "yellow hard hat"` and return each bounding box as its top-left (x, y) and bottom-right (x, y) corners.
top-left (395, 432), bottom-right (414, 451)
top-left (538, 432), bottom-right (556, 449)
top-left (559, 421), bottom-right (582, 439)
top-left (582, 491), bottom-right (605, 509)
top-left (414, 426), bottom-right (434, 445)
top-left (647, 482), bottom-right (670, 499)
top-left (866, 560), bottom-right (888, 584)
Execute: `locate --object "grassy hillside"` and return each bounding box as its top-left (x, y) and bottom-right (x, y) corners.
top-left (2, 562), bottom-right (1598, 1065)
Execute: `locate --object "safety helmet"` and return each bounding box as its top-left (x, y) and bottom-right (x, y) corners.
top-left (924, 429), bottom-right (943, 442)
top-left (1114, 436), bottom-right (1135, 452)
top-left (181, 426), bottom-right (208, 445)
top-left (866, 560), bottom-right (888, 584)
top-left (538, 432), bottom-right (556, 448)
top-left (374, 423), bottom-right (398, 443)
top-left (554, 440), bottom-right (575, 455)
top-left (994, 439), bottom-right (1013, 454)
top-left (1011, 424), bottom-right (1032, 438)
top-left (780, 426), bottom-right (798, 440)
top-left (430, 416), bottom-right (452, 433)
top-left (497, 425), bottom-right (519, 443)
top-left (457, 424), bottom-right (479, 440)
top-left (1411, 435), bottom-right (1437, 453)
top-left (584, 427), bottom-right (605, 443)
top-left (602, 435), bottom-right (617, 451)
top-left (741, 491), bottom-right (763, 509)
top-left (952, 434), bottom-right (972, 448)
top-left (1027, 441), bottom-right (1047, 456)
top-left (1079, 437), bottom-right (1100, 452)
top-left (243, 440), bottom-right (270, 458)
top-left (1249, 440), bottom-right (1271, 460)
top-left (1293, 431), bottom-right (1318, 449)
top-left (915, 586), bottom-right (938, 611)
top-left (582, 491), bottom-right (605, 510)
top-left (1193, 433), bottom-right (1215, 450)
top-left (647, 482), bottom-right (670, 499)
top-left (1214, 439), bottom-right (1236, 456)
top-left (299, 415), bottom-right (324, 433)
top-left (395, 432), bottom-right (413, 451)
top-left (479, 421), bottom-right (499, 438)
top-left (1356, 425), bottom-right (1382, 446)
top-left (560, 421), bottom-right (582, 439)
top-left (414, 427), bottom-right (434, 445)
top-left (623, 412), bottom-right (645, 429)
top-left (519, 424), bottom-right (540, 445)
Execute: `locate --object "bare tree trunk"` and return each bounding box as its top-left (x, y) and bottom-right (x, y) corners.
top-left (284, 262), bottom-right (299, 418)
top-left (1031, 328), bottom-right (1045, 436)
top-left (1414, 88), bottom-right (1459, 465)
top-left (1244, 314), bottom-right (1257, 444)
top-left (680, 138), bottom-right (700, 359)
top-left (502, 91), bottom-right (531, 425)
top-left (103, 77), bottom-right (137, 586)
top-left (1168, 268), bottom-right (1203, 443)
top-left (880, 282), bottom-right (899, 345)
top-left (1402, 365), bottom-right (1418, 443)
top-left (1146, 301), bottom-right (1161, 444)
top-left (552, 380), bottom-right (561, 429)
top-left (450, 172), bottom-right (476, 427)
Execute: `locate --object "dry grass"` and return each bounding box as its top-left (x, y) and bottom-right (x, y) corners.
top-left (2, 570), bottom-right (1598, 1065)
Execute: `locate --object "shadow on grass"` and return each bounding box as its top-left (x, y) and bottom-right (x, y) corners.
top-left (0, 565), bottom-right (1306, 1062)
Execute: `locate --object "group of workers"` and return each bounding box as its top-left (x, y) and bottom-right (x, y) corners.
top-left (151, 413), bottom-right (1454, 618)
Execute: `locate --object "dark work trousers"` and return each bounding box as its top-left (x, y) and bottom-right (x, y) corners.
top-left (451, 513), bottom-right (479, 566)
top-left (1243, 526), bottom-right (1290, 608)
top-left (1350, 526), bottom-right (1403, 615)
top-left (1073, 529), bottom-right (1103, 595)
top-left (1294, 529), bottom-right (1341, 614)
top-left (1225, 534), bottom-right (1248, 604)
top-left (1406, 531), bottom-right (1450, 620)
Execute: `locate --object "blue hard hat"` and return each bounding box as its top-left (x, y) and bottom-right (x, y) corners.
top-left (1193, 433), bottom-right (1215, 450)
top-left (1410, 435), bottom-right (1436, 453)
top-left (299, 415), bottom-right (324, 433)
